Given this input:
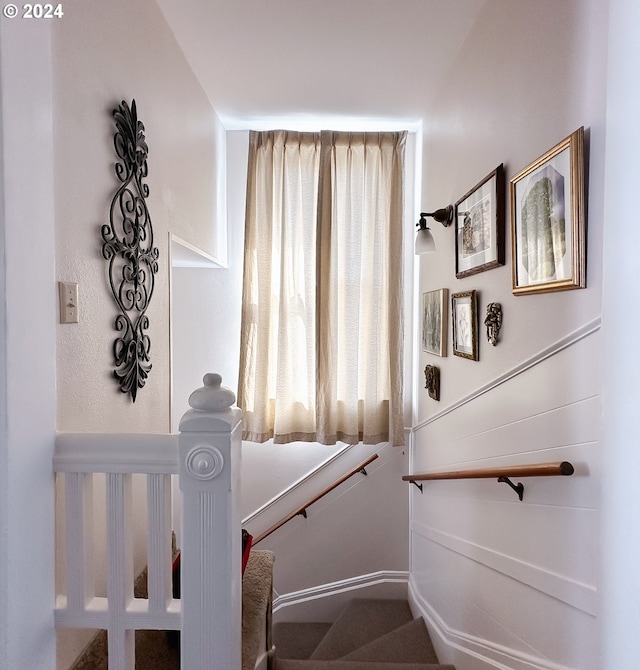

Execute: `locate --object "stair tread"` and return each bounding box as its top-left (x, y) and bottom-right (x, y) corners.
top-left (274, 622), bottom-right (334, 660)
top-left (310, 599), bottom-right (413, 660)
top-left (276, 661), bottom-right (455, 670)
top-left (341, 617), bottom-right (439, 663)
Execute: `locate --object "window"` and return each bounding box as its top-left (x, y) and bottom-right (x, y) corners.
top-left (238, 130), bottom-right (406, 447)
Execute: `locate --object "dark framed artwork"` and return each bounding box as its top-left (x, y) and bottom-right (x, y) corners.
top-left (454, 164), bottom-right (505, 279)
top-left (451, 290), bottom-right (478, 361)
top-left (510, 127), bottom-right (586, 295)
top-left (422, 289), bottom-right (448, 357)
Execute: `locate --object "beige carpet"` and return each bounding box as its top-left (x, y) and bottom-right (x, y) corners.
top-left (276, 662), bottom-right (455, 669)
top-left (69, 549), bottom-right (276, 670)
top-left (310, 600), bottom-right (413, 661)
top-left (242, 550), bottom-right (276, 670)
top-left (273, 599), bottom-right (455, 669)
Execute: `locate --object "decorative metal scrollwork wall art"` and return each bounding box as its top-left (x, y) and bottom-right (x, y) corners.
top-left (100, 99), bottom-right (159, 402)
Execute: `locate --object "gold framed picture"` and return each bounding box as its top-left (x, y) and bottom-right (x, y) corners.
top-left (510, 127), bottom-right (586, 295)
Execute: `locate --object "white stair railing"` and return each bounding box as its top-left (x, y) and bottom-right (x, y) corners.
top-left (54, 373), bottom-right (242, 670)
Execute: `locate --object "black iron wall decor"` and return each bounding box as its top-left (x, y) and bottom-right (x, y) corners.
top-left (100, 99), bottom-right (159, 402)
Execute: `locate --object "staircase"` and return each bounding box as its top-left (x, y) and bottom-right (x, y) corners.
top-left (273, 599), bottom-right (455, 669)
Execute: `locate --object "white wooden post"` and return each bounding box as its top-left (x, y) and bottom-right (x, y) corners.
top-left (179, 373), bottom-right (242, 670)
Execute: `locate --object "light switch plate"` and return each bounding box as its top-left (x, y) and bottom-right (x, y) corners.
top-left (58, 281), bottom-right (79, 324)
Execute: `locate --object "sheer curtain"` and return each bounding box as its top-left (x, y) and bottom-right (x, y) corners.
top-left (238, 130), bottom-right (406, 447)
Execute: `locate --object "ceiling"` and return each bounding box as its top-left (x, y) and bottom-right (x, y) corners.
top-left (155, 0), bottom-right (487, 130)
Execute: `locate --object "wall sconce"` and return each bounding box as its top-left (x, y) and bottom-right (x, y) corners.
top-left (415, 205), bottom-right (454, 254)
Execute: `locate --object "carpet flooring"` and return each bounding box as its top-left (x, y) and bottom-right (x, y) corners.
top-left (69, 566), bottom-right (455, 669)
top-left (273, 599), bottom-right (455, 670)
top-left (69, 550), bottom-right (275, 670)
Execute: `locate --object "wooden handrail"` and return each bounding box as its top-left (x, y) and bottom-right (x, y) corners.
top-left (253, 453), bottom-right (379, 545)
top-left (402, 461), bottom-right (574, 501)
top-left (403, 461), bottom-right (574, 482)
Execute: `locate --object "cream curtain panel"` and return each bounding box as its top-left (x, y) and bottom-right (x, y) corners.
top-left (238, 130), bottom-right (406, 447)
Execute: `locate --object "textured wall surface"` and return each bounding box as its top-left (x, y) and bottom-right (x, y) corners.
top-left (53, 0), bottom-right (224, 433)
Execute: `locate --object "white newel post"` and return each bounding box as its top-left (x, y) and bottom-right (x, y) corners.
top-left (179, 373), bottom-right (242, 670)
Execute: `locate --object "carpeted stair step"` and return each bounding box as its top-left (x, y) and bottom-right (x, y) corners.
top-left (276, 661), bottom-right (456, 670)
top-left (310, 599), bottom-right (414, 660)
top-left (274, 622), bottom-right (334, 660)
top-left (341, 617), bottom-right (439, 664)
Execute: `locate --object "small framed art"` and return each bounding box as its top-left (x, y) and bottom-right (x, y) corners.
top-left (451, 290), bottom-right (478, 360)
top-left (454, 164), bottom-right (505, 278)
top-left (422, 289), bottom-right (448, 357)
top-left (510, 127), bottom-right (586, 295)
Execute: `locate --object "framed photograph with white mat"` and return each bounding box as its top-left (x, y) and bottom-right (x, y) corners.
top-left (454, 164), bottom-right (505, 278)
top-left (422, 288), bottom-right (448, 357)
top-left (510, 127), bottom-right (586, 295)
top-left (451, 290), bottom-right (478, 361)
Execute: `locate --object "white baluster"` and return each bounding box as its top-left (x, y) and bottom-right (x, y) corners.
top-left (64, 472), bottom-right (95, 612)
top-left (106, 472), bottom-right (135, 670)
top-left (179, 373), bottom-right (242, 670)
top-left (146, 473), bottom-right (173, 612)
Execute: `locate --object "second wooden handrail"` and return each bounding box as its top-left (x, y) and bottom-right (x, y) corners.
top-left (402, 461), bottom-right (574, 501)
top-left (403, 461), bottom-right (574, 482)
top-left (253, 453), bottom-right (379, 545)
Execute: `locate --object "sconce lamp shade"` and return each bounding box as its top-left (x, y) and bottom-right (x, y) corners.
top-left (415, 226), bottom-right (436, 254)
top-left (415, 206), bottom-right (453, 255)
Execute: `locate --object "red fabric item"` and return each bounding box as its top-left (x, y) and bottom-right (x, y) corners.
top-left (242, 533), bottom-right (253, 575)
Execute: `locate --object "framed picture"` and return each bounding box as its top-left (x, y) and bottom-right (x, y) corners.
top-left (451, 290), bottom-right (478, 360)
top-left (422, 289), bottom-right (448, 356)
top-left (454, 164), bottom-right (505, 278)
top-left (510, 127), bottom-right (586, 295)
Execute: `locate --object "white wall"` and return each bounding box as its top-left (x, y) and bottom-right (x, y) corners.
top-left (253, 441), bottom-right (410, 623)
top-left (410, 1), bottom-right (608, 668)
top-left (170, 130), bottom-right (245, 431)
top-left (411, 327), bottom-right (600, 669)
top-left (600, 0), bottom-right (640, 666)
top-left (54, 0), bottom-right (224, 434)
top-left (0, 18), bottom-right (57, 670)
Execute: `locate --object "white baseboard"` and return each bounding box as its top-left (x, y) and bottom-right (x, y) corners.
top-left (272, 570), bottom-right (409, 623)
top-left (408, 579), bottom-right (572, 670)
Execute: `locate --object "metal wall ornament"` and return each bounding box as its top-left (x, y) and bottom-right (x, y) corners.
top-left (484, 302), bottom-right (503, 346)
top-left (424, 364), bottom-right (440, 401)
top-left (100, 99), bottom-right (159, 402)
